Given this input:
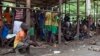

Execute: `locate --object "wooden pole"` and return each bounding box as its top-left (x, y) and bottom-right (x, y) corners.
top-left (94, 1), bottom-right (95, 22)
top-left (0, 4), bottom-right (68, 14)
top-left (16, 0), bottom-right (20, 7)
top-left (26, 0), bottom-right (31, 26)
top-left (69, 1), bottom-right (70, 15)
top-left (58, 0), bottom-right (62, 44)
top-left (96, 0), bottom-right (99, 35)
top-left (96, 0), bottom-right (99, 26)
top-left (65, 0), bottom-right (67, 14)
top-left (86, 0), bottom-right (91, 35)
top-left (76, 0), bottom-right (80, 39)
top-left (85, 0), bottom-right (86, 19)
top-left (86, 0), bottom-right (91, 16)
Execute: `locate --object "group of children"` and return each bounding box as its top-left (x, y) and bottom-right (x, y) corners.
top-left (44, 12), bottom-right (59, 45)
top-left (8, 12), bottom-right (59, 54)
top-left (0, 8), bottom-right (96, 55)
top-left (0, 9), bottom-right (60, 54)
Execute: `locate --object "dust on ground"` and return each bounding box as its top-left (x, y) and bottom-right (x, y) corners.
top-left (0, 35), bottom-right (100, 56)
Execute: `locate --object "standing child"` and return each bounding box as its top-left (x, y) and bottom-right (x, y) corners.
top-left (28, 25), bottom-right (34, 41)
top-left (28, 24), bottom-right (40, 47)
top-left (45, 12), bottom-right (52, 44)
top-left (51, 13), bottom-right (59, 47)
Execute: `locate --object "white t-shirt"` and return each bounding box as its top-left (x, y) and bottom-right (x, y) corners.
top-left (13, 21), bottom-right (23, 34)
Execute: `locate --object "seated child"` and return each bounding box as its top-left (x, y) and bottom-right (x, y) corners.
top-left (0, 23), bottom-right (30, 55)
top-left (13, 23), bottom-right (30, 53)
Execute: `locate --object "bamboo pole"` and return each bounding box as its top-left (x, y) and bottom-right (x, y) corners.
top-left (96, 0), bottom-right (99, 26)
top-left (76, 0), bottom-right (80, 40)
top-left (69, 1), bottom-right (70, 15)
top-left (96, 0), bottom-right (99, 35)
top-left (26, 0), bottom-right (31, 26)
top-left (86, 0), bottom-right (91, 16)
top-left (85, 0), bottom-right (86, 19)
top-left (58, 0), bottom-right (62, 44)
top-left (65, 0), bottom-right (67, 14)
top-left (94, 1), bottom-right (96, 22)
top-left (16, 0), bottom-right (20, 7)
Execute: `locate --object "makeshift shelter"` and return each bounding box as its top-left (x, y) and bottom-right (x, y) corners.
top-left (0, 0), bottom-right (99, 44)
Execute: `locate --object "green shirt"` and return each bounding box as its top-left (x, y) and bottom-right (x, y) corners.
top-left (28, 27), bottom-right (34, 36)
top-left (52, 16), bottom-right (59, 26)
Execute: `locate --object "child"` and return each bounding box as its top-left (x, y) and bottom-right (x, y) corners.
top-left (28, 24), bottom-right (34, 41)
top-left (28, 24), bottom-right (38, 46)
top-left (0, 23), bottom-right (30, 55)
top-left (13, 23), bottom-right (30, 54)
top-left (45, 12), bottom-right (52, 44)
top-left (51, 13), bottom-right (59, 46)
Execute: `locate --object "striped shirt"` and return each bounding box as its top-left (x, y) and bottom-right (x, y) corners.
top-left (15, 9), bottom-right (23, 20)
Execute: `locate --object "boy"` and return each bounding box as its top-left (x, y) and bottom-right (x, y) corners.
top-left (28, 24), bottom-right (39, 46)
top-left (28, 25), bottom-right (34, 41)
top-left (51, 13), bottom-right (59, 46)
top-left (13, 23), bottom-right (30, 54)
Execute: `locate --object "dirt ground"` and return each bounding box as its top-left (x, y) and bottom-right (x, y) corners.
top-left (0, 35), bottom-right (100, 56)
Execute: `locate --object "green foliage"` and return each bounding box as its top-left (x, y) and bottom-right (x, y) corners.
top-left (62, 1), bottom-right (99, 20)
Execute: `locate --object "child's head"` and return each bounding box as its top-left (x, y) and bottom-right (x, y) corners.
top-left (21, 23), bottom-right (29, 33)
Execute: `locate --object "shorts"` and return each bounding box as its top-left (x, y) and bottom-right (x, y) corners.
top-left (51, 26), bottom-right (58, 35)
top-left (45, 25), bottom-right (52, 31)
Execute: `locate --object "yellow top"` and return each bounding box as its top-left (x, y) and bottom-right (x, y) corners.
top-left (51, 13), bottom-right (59, 26)
top-left (45, 12), bottom-right (52, 25)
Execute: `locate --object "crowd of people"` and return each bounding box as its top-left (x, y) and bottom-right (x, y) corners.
top-left (0, 7), bottom-right (97, 55)
top-left (62, 14), bottom-right (96, 41)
